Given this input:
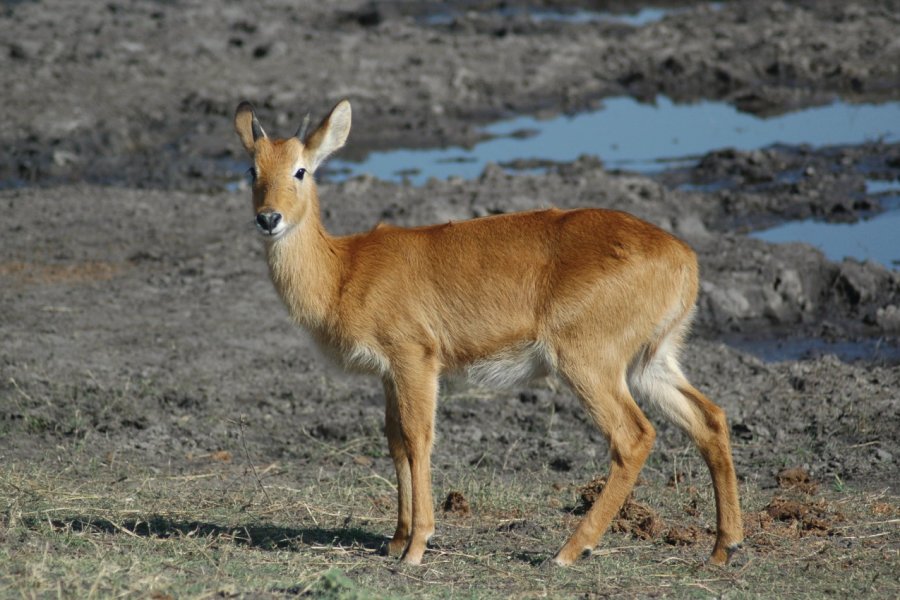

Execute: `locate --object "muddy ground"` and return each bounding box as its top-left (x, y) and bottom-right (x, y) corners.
top-left (1, 0), bottom-right (898, 595)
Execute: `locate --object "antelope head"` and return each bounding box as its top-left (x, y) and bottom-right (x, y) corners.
top-left (234, 100), bottom-right (352, 240)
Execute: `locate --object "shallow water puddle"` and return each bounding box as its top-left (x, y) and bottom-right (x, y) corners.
top-left (724, 334), bottom-right (900, 364)
top-left (751, 181), bottom-right (900, 269)
top-left (329, 97), bottom-right (900, 185)
top-left (422, 5), bottom-right (692, 27)
top-left (327, 96), bottom-right (900, 268)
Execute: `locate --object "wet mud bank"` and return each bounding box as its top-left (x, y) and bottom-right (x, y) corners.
top-left (2, 0), bottom-right (899, 190)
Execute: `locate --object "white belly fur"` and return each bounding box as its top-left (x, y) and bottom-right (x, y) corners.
top-left (310, 330), bottom-right (555, 389)
top-left (465, 341), bottom-right (556, 389)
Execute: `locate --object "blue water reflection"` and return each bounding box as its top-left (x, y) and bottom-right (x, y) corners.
top-left (529, 7), bottom-right (669, 25)
top-left (423, 4), bottom-right (717, 27)
top-left (327, 96), bottom-right (900, 269)
top-left (331, 97), bottom-right (900, 185)
top-left (752, 181), bottom-right (900, 269)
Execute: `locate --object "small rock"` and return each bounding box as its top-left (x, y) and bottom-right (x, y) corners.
top-left (478, 162), bottom-right (505, 182)
top-left (352, 455), bottom-right (374, 467)
top-left (874, 448), bottom-right (893, 462)
top-left (763, 287), bottom-right (791, 322)
top-left (52, 150), bottom-right (80, 167)
top-left (462, 425), bottom-right (483, 443)
top-left (753, 424), bottom-right (772, 439)
top-left (519, 391), bottom-right (539, 404)
top-left (702, 282), bottom-right (752, 321)
top-left (875, 305), bottom-right (900, 333)
top-left (774, 268), bottom-right (804, 304)
top-left (732, 422), bottom-right (753, 440)
top-left (118, 41), bottom-right (145, 53)
top-left (836, 262), bottom-right (879, 305)
top-left (550, 456), bottom-right (572, 472)
top-left (8, 40), bottom-right (41, 60)
top-left (673, 214), bottom-right (709, 240)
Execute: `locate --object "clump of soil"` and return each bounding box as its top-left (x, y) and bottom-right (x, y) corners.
top-left (664, 525), bottom-right (704, 546)
top-left (776, 467), bottom-right (819, 494)
top-left (577, 477), bottom-right (665, 540)
top-left (764, 496), bottom-right (845, 536)
top-left (207, 450), bottom-right (233, 463)
top-left (442, 491), bottom-right (471, 516)
top-left (615, 501), bottom-right (665, 540)
top-left (871, 502), bottom-right (897, 517)
top-left (496, 519), bottom-right (545, 539)
top-left (666, 472), bottom-right (686, 488)
top-left (352, 455), bottom-right (374, 467)
top-left (578, 476), bottom-right (614, 509)
top-left (682, 497), bottom-right (701, 517)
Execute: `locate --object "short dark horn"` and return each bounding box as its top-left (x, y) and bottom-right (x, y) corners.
top-left (251, 114), bottom-right (266, 142)
top-left (296, 113), bottom-right (311, 142)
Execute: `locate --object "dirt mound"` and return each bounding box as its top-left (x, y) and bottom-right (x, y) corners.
top-left (776, 467), bottom-right (819, 494)
top-left (663, 525), bottom-right (704, 547)
top-left (442, 491), bottom-right (471, 517)
top-left (577, 477), bottom-right (665, 540)
top-left (764, 496), bottom-right (845, 536)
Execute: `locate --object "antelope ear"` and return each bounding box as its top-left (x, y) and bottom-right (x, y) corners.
top-left (303, 100), bottom-right (351, 173)
top-left (234, 101), bottom-right (267, 155)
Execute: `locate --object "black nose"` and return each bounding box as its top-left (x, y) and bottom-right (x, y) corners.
top-left (256, 211), bottom-right (282, 233)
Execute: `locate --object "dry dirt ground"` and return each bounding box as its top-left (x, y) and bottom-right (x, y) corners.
top-left (1, 1), bottom-right (898, 598)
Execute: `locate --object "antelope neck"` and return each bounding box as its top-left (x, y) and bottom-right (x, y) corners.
top-left (264, 214), bottom-right (343, 331)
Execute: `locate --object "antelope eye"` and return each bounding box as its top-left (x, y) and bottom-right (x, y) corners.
top-left (295, 168), bottom-right (306, 181)
top-left (247, 167), bottom-right (257, 181)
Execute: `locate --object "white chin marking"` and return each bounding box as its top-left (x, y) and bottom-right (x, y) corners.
top-left (258, 223), bottom-right (289, 240)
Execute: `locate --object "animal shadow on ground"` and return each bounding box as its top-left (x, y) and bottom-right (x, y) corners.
top-left (28, 515), bottom-right (386, 553)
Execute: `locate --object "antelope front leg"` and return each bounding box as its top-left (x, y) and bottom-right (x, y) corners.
top-left (383, 379), bottom-right (412, 557)
top-left (390, 363), bottom-right (438, 566)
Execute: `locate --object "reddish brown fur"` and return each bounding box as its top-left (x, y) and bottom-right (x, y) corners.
top-left (234, 100), bottom-right (743, 567)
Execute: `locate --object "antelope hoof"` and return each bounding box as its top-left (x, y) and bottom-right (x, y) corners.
top-left (400, 549), bottom-right (424, 566)
top-left (384, 537), bottom-right (408, 558)
top-left (551, 555), bottom-right (571, 567)
top-left (552, 546), bottom-right (592, 567)
top-left (709, 540), bottom-right (743, 565)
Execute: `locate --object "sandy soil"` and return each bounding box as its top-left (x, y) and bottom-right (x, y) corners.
top-left (1, 0), bottom-right (898, 567)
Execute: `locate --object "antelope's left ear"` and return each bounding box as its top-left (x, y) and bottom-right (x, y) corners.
top-left (303, 100), bottom-right (351, 173)
top-left (234, 101), bottom-right (267, 155)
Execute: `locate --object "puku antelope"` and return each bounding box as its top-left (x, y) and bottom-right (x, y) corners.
top-left (233, 99), bottom-right (743, 566)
